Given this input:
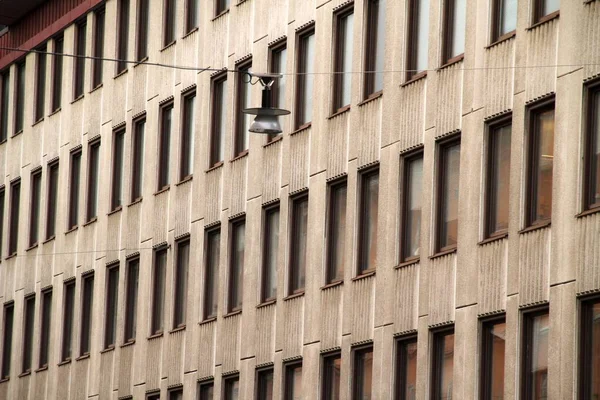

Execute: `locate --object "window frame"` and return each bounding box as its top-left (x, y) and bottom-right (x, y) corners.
top-left (131, 115), bottom-right (146, 202)
top-left (8, 178), bottom-right (20, 257)
top-left (583, 80), bottom-right (600, 213)
top-left (399, 148), bottom-right (424, 264)
top-left (234, 59), bottom-right (252, 158)
top-left (430, 325), bottom-right (455, 400)
top-left (405, 0), bottom-right (429, 82)
top-left (151, 246), bottom-right (168, 335)
top-left (79, 272), bottom-right (94, 357)
top-left (332, 5), bottom-right (354, 114)
top-left (394, 335), bottom-right (418, 400)
top-left (116, 0), bottom-right (130, 74)
top-left (325, 178), bottom-right (348, 284)
top-left (520, 306), bottom-right (550, 400)
top-left (29, 168), bottom-right (42, 248)
top-left (45, 160), bottom-right (59, 240)
top-left (352, 344), bottom-right (374, 400)
top-left (38, 288), bottom-right (52, 369)
top-left (479, 315), bottom-right (506, 400)
top-left (321, 351), bottom-right (342, 400)
top-left (61, 280), bottom-right (76, 362)
top-left (288, 192), bottom-right (309, 295)
top-left (0, 187), bottom-right (4, 259)
top-left (283, 360), bottom-right (303, 400)
top-left (256, 366), bottom-right (275, 400)
top-left (363, 0), bottom-right (385, 99)
top-left (158, 101), bottom-right (174, 191)
top-left (124, 256), bottom-right (140, 343)
top-left (215, 0), bottom-right (230, 17)
top-left (267, 40), bottom-right (287, 143)
top-left (51, 35), bottom-right (64, 113)
top-left (227, 217), bottom-right (246, 313)
top-left (104, 263), bottom-right (119, 349)
top-left (68, 148), bottom-right (82, 230)
top-left (223, 374), bottom-right (240, 400)
top-left (86, 139), bottom-right (101, 222)
top-left (532, 0), bottom-right (560, 25)
top-left (163, 0), bottom-right (177, 47)
top-left (14, 61), bottom-right (25, 135)
top-left (136, 0), bottom-right (149, 61)
top-left (0, 70), bottom-right (9, 141)
top-left (173, 238), bottom-right (190, 329)
top-left (92, 7), bottom-right (105, 89)
top-left (490, 0), bottom-right (517, 44)
top-left (73, 19), bottom-right (87, 100)
top-left (441, 0), bottom-right (466, 65)
top-left (203, 226), bottom-right (221, 320)
top-left (21, 294), bottom-right (35, 374)
top-left (357, 167), bottom-right (380, 275)
top-left (294, 26), bottom-right (315, 131)
top-left (180, 89), bottom-right (196, 181)
top-left (209, 73), bottom-right (228, 168)
top-left (260, 203), bottom-right (280, 303)
top-left (434, 135), bottom-right (461, 254)
top-left (34, 44), bottom-right (47, 122)
top-left (198, 379), bottom-right (215, 400)
top-left (185, 0), bottom-right (200, 33)
top-left (111, 127), bottom-right (126, 211)
top-left (578, 295), bottom-right (600, 399)
top-left (1, 301), bottom-right (14, 379)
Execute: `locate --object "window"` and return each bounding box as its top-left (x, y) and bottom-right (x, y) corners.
top-left (435, 137), bottom-right (461, 253)
top-left (104, 264), bottom-right (119, 349)
top-left (234, 60), bottom-right (252, 157)
top-left (406, 0), bottom-right (429, 81)
top-left (186, 0), bottom-right (200, 33)
top-left (442, 0), bottom-right (466, 64)
top-left (46, 161), bottom-right (59, 239)
top-left (131, 117), bottom-right (145, 201)
top-left (117, 0), bottom-right (130, 73)
top-left (158, 102), bottom-right (173, 190)
top-left (198, 381), bottom-right (214, 400)
top-left (35, 45), bottom-right (47, 121)
top-left (491, 0), bottom-right (517, 43)
top-left (431, 328), bottom-right (455, 400)
top-left (322, 353), bottom-right (341, 400)
top-left (480, 317), bottom-right (506, 400)
top-left (215, 0), bottom-right (230, 16)
top-left (39, 289), bottom-right (52, 369)
top-left (173, 240), bottom-right (190, 328)
top-left (395, 337), bottom-right (417, 400)
top-left (180, 91), bottom-right (196, 180)
top-left (400, 151), bottom-right (423, 263)
top-left (358, 170), bottom-right (379, 274)
top-left (22, 295), bottom-right (35, 373)
top-left (51, 36), bottom-right (63, 112)
top-left (268, 43), bottom-right (287, 142)
top-left (86, 140), bottom-right (101, 221)
top-left (74, 21), bottom-right (87, 99)
top-left (257, 368), bottom-right (274, 400)
top-left (353, 346), bottom-right (374, 400)
top-left (8, 179), bottom-right (20, 256)
top-left (147, 391), bottom-right (160, 400)
top-left (1, 302), bottom-right (14, 379)
top-left (210, 75), bottom-right (227, 167)
top-left (164, 0), bottom-right (176, 46)
top-left (283, 362), bottom-right (303, 400)
top-left (485, 117), bottom-right (511, 238)
top-left (333, 8), bottom-right (354, 112)
top-left (29, 170), bottom-right (42, 247)
top-left (169, 387), bottom-right (183, 400)
top-left (151, 247), bottom-right (167, 335)
top-left (533, 0), bottom-right (559, 24)
top-left (579, 297), bottom-right (600, 399)
top-left (111, 128), bottom-right (125, 210)
top-left (0, 188), bottom-right (3, 258)
top-left (289, 193), bottom-right (308, 294)
top-left (526, 101), bottom-right (554, 228)
top-left (61, 280), bottom-right (75, 361)
top-left (228, 219), bottom-right (245, 313)
top-left (295, 28), bottom-right (315, 129)
top-left (204, 227), bottom-right (220, 319)
top-left (93, 7), bottom-right (105, 88)
top-left (584, 82), bottom-right (600, 212)
top-left (14, 62), bottom-right (25, 134)
top-left (261, 205), bottom-right (279, 302)
top-left (0, 71), bottom-right (9, 141)
top-left (136, 0), bottom-right (149, 61)
top-left (224, 375), bottom-right (240, 400)
top-left (68, 150), bottom-right (82, 229)
top-left (124, 257), bottom-right (140, 342)
top-left (521, 309), bottom-right (549, 400)
top-left (326, 180), bottom-right (347, 283)
top-left (364, 0), bottom-right (386, 98)
top-left (80, 273), bottom-right (94, 356)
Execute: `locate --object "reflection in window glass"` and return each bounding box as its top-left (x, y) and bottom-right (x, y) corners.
top-left (322, 354), bottom-right (341, 400)
top-left (262, 207), bottom-right (279, 302)
top-left (364, 0), bottom-right (386, 96)
top-left (289, 195), bottom-right (308, 293)
top-left (528, 106), bottom-right (554, 226)
top-left (358, 172), bottom-right (379, 273)
top-left (487, 121), bottom-right (511, 236)
top-left (396, 339), bottom-right (417, 400)
top-left (327, 182), bottom-right (347, 282)
top-left (353, 348), bottom-right (373, 400)
top-left (438, 141), bottom-right (460, 251)
top-left (403, 154), bottom-right (423, 261)
top-left (334, 10), bottom-right (354, 110)
top-left (432, 330), bottom-right (454, 400)
top-left (481, 320), bottom-right (506, 400)
top-left (296, 31), bottom-right (315, 128)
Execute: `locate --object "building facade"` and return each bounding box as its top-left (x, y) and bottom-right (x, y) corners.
top-left (0, 0), bottom-right (599, 399)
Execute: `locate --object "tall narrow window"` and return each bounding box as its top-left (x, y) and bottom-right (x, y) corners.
top-left (69, 150), bottom-right (82, 229)
top-left (61, 280), bottom-right (75, 361)
top-left (533, 0), bottom-right (559, 24)
top-left (526, 101), bottom-right (554, 228)
top-left (353, 347), bottom-right (374, 400)
top-left (131, 117), bottom-right (145, 201)
top-left (199, 381), bottom-right (214, 400)
top-left (136, 0), bottom-right (149, 61)
top-left (400, 151), bottom-right (423, 263)
top-left (80, 273), bottom-right (94, 356)
top-left (86, 140), bottom-right (101, 222)
top-left (74, 21), bottom-right (87, 99)
top-left (204, 228), bottom-right (220, 319)
top-left (395, 337), bottom-right (418, 400)
top-left (180, 91), bottom-right (196, 180)
top-left (151, 248), bottom-right (167, 335)
top-left (8, 179), bottom-right (20, 256)
top-left (431, 328), bottom-right (455, 400)
top-left (186, 0), bottom-right (200, 33)
top-left (228, 219), bottom-right (245, 313)
top-left (51, 36), bottom-right (63, 112)
top-left (1, 302), bottom-right (14, 379)
top-left (46, 161), bottom-right (59, 239)
top-left (284, 362), bottom-right (303, 400)
top-left (117, 0), bottom-right (130, 73)
top-left (268, 43), bottom-right (287, 142)
top-left (436, 138), bottom-right (461, 252)
top-left (257, 368), bottom-right (274, 400)
top-left (210, 75), bottom-right (227, 167)
top-left (164, 0), bottom-right (176, 46)
top-left (584, 83), bottom-right (600, 212)
top-left (93, 7), bottom-right (105, 88)
top-left (579, 297), bottom-right (600, 399)
top-left (521, 309), bottom-right (549, 400)
top-left (147, 391), bottom-right (160, 400)
top-left (322, 353), bottom-right (341, 400)
top-left (169, 387), bottom-right (183, 400)
top-left (491, 0), bottom-right (517, 43)
top-left (35, 45), bottom-right (47, 121)
top-left (261, 205), bottom-right (279, 302)
top-left (333, 8), bottom-right (354, 112)
top-left (364, 0), bottom-right (386, 98)
top-left (442, 0), bottom-right (466, 64)
top-left (326, 180), bottom-right (347, 283)
top-left (486, 118), bottom-right (511, 238)
top-left (234, 61), bottom-right (252, 157)
top-left (22, 295), bottom-right (35, 373)
top-left (29, 169), bottom-right (42, 247)
top-left (39, 289), bottom-right (52, 369)
top-left (224, 375), bottom-right (240, 400)
top-left (124, 257), bottom-right (139, 342)
top-left (358, 170), bottom-right (379, 274)
top-left (480, 317), bottom-right (506, 400)
top-left (289, 194), bottom-right (308, 294)
top-left (111, 128), bottom-right (125, 210)
top-left (295, 29), bottom-right (315, 129)
top-left (215, 0), bottom-right (230, 16)
top-left (104, 264), bottom-right (119, 349)
top-left (158, 103), bottom-right (173, 190)
top-left (0, 71), bottom-right (9, 141)
top-left (0, 188), bottom-right (3, 258)
top-left (14, 62), bottom-right (25, 134)
top-left (406, 0), bottom-right (429, 80)
top-left (173, 240), bottom-right (189, 328)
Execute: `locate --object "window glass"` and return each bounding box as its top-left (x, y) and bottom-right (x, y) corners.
top-left (296, 31), bottom-right (315, 128)
top-left (80, 274), bottom-right (94, 356)
top-left (289, 195), bottom-right (308, 293)
top-left (87, 141), bottom-right (101, 221)
top-left (124, 257), bottom-right (139, 342)
top-left (365, 0), bottom-right (386, 96)
top-left (15, 62), bottom-right (25, 133)
top-left (262, 207), bottom-right (279, 302)
top-left (69, 150), bottom-right (82, 228)
top-left (210, 77), bottom-right (227, 166)
top-left (528, 106), bottom-right (554, 225)
top-left (224, 377), bottom-right (239, 400)
top-left (323, 354), bottom-right (341, 400)
top-left (396, 339), bottom-right (417, 400)
top-left (229, 221), bottom-right (245, 312)
top-left (449, 0), bottom-right (466, 59)
top-left (132, 118), bottom-right (145, 201)
top-left (180, 93), bottom-right (195, 179)
top-left (438, 141), bottom-right (460, 250)
top-left (39, 290), bottom-right (52, 368)
top-left (105, 266), bottom-right (119, 348)
top-left (117, 0), bottom-right (130, 72)
top-left (0, 71), bottom-right (9, 140)
top-left (61, 281), bottom-right (75, 361)
top-left (46, 162), bottom-right (59, 239)
top-left (216, 0), bottom-right (230, 15)
top-left (186, 0), bottom-right (200, 32)
top-left (481, 320), bottom-right (506, 400)
top-left (8, 180), bottom-right (20, 255)
top-left (1, 303), bottom-right (14, 378)
top-left (487, 121), bottom-right (511, 236)
top-left (93, 8), bottom-right (105, 87)
top-left (29, 171), bottom-right (42, 247)
top-left (285, 364), bottom-right (303, 400)
top-left (159, 104), bottom-right (173, 189)
top-left (35, 46), bottom-right (47, 121)
top-left (433, 331), bottom-right (454, 400)
top-left (199, 382), bottom-right (214, 400)
top-left (403, 155), bottom-right (423, 261)
top-left (164, 0), bottom-right (176, 46)
top-left (495, 0), bottom-right (517, 39)
top-left (173, 241), bottom-right (189, 327)
top-left (112, 129), bottom-right (125, 210)
top-left (334, 11), bottom-right (354, 110)
top-left (204, 229), bottom-right (221, 319)
top-left (22, 296), bottom-right (35, 373)
top-left (587, 89), bottom-right (600, 209)
top-left (359, 172), bottom-right (379, 273)
top-left (235, 62), bottom-right (252, 156)
top-left (74, 22), bottom-right (86, 98)
top-left (52, 37), bottom-right (63, 111)
top-left (137, 0), bottom-right (149, 60)
top-left (327, 182), bottom-right (347, 282)
top-left (151, 249), bottom-right (167, 334)
top-left (540, 0), bottom-right (559, 19)
top-left (524, 312), bottom-right (549, 400)
top-left (257, 369), bottom-right (274, 400)
top-left (353, 348), bottom-right (373, 400)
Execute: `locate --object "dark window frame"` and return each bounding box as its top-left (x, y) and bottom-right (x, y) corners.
top-left (92, 7), bottom-right (105, 88)
top-left (583, 80), bottom-right (600, 212)
top-left (0, 187), bottom-right (4, 259)
top-left (234, 59), bottom-right (252, 158)
top-left (34, 44), bottom-right (47, 122)
top-left (434, 135), bottom-right (461, 254)
top-left (79, 272), bottom-right (94, 356)
top-left (158, 101), bottom-right (174, 191)
top-left (441, 0), bottom-right (465, 65)
top-left (223, 374), bottom-right (240, 400)
top-left (73, 19), bottom-right (87, 100)
top-left (267, 40), bottom-right (287, 143)
top-left (490, 0), bottom-right (517, 44)
top-left (68, 148), bottom-right (82, 230)
top-left (185, 0), bottom-right (200, 33)
top-left (8, 178), bottom-right (20, 257)
top-left (520, 306), bottom-right (550, 400)
top-left (332, 5), bottom-right (354, 113)
top-left (357, 167), bottom-right (380, 275)
top-left (0, 70), bottom-right (10, 141)
top-left (104, 263), bottom-right (119, 349)
top-left (209, 73), bottom-right (228, 168)
top-left (45, 160), bottom-right (59, 240)
top-left (294, 26), bottom-right (315, 130)
top-left (325, 178), bottom-right (348, 284)
top-left (116, 0), bottom-right (130, 74)
top-left (405, 0), bottom-right (428, 81)
top-left (146, 390), bottom-right (161, 400)
top-left (131, 115), bottom-right (146, 202)
top-left (394, 335), bottom-right (418, 400)
top-left (288, 192), bottom-right (309, 295)
top-left (352, 344), bottom-right (374, 400)
top-left (321, 351), bottom-right (342, 400)
top-left (363, 0), bottom-right (385, 99)
top-left (151, 246), bottom-right (168, 335)
top-left (532, 0), bottom-right (560, 25)
top-left (215, 0), bottom-right (230, 17)
top-left (86, 139), bottom-right (101, 222)
top-left (430, 325), bottom-right (455, 400)
top-left (29, 168), bottom-right (43, 247)
top-left (578, 294), bottom-right (600, 400)
top-left (198, 379), bottom-right (215, 400)
top-left (1, 301), bottom-right (14, 379)
top-left (61, 280), bottom-right (76, 362)
top-left (180, 89), bottom-right (196, 181)
top-left (479, 314), bottom-right (506, 400)
top-left (227, 217), bottom-right (245, 313)
top-left (203, 226), bottom-right (221, 320)
top-left (124, 256), bottom-right (140, 343)
top-left (399, 148), bottom-right (424, 264)
top-left (261, 203), bottom-right (280, 303)
top-left (173, 238), bottom-right (190, 329)
top-left (256, 366), bottom-right (275, 400)
top-left (14, 61), bottom-right (25, 135)
top-left (21, 294), bottom-right (35, 374)
top-left (51, 35), bottom-right (64, 112)
top-left (163, 0), bottom-right (177, 47)
top-left (38, 288), bottom-right (52, 369)
top-left (111, 127), bottom-right (126, 211)
top-left (283, 360), bottom-right (303, 400)
top-left (168, 386), bottom-right (183, 400)
top-left (136, 0), bottom-right (150, 61)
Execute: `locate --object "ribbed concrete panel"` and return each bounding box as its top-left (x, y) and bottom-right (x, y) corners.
top-left (105, 211), bottom-right (121, 263)
top-left (320, 285), bottom-right (343, 350)
top-left (289, 129), bottom-right (310, 193)
top-left (484, 38), bottom-right (515, 117)
top-left (229, 155), bottom-right (247, 216)
top-left (26, 124), bottom-right (43, 169)
top-left (126, 201), bottom-right (141, 254)
top-left (132, 64), bottom-right (148, 117)
top-left (69, 100), bottom-right (84, 146)
top-left (351, 275), bottom-right (375, 343)
top-left (394, 264), bottom-right (419, 333)
top-left (577, 213), bottom-right (600, 294)
top-left (357, 98), bottom-right (381, 168)
top-left (583, 1), bottom-right (600, 79)
top-left (428, 253), bottom-right (456, 325)
top-left (158, 45), bottom-right (176, 100)
top-left (17, 374), bottom-right (30, 400)
top-left (326, 112), bottom-right (349, 179)
top-left (71, 357), bottom-right (89, 400)
top-left (99, 350), bottom-right (114, 400)
top-left (85, 89), bottom-right (102, 138)
top-left (207, 14), bottom-right (229, 68)
top-left (174, 179), bottom-right (192, 238)
top-left (205, 167), bottom-right (223, 225)
top-left (118, 344), bottom-right (134, 399)
top-left (231, 1), bottom-right (252, 59)
top-left (525, 19), bottom-right (558, 101)
top-left (178, 32), bottom-right (199, 90)
top-left (397, 80), bottom-right (426, 151)
top-left (435, 63), bottom-right (463, 134)
top-left (197, 321), bottom-right (216, 378)
top-left (166, 329), bottom-right (185, 385)
top-left (60, 232), bottom-right (77, 275)
top-left (33, 371), bottom-right (47, 400)
top-left (146, 337), bottom-right (163, 390)
top-left (262, 140), bottom-right (282, 203)
top-left (519, 227), bottom-right (551, 306)
top-left (255, 0), bottom-right (287, 41)
top-left (153, 191), bottom-right (169, 245)
top-left (221, 314), bottom-right (241, 373)
top-left (80, 225), bottom-right (97, 270)
top-left (289, 5), bottom-right (314, 31)
top-left (0, 383), bottom-right (7, 400)
top-left (256, 303), bottom-right (276, 365)
top-left (56, 365), bottom-right (70, 400)
top-left (112, 75), bottom-right (127, 126)
top-left (281, 296), bottom-right (304, 358)
top-left (478, 238), bottom-right (508, 314)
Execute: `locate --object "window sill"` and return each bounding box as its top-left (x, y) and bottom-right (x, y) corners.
top-left (256, 299), bottom-right (276, 308)
top-left (71, 95), bottom-right (84, 104)
top-left (206, 161), bottom-right (224, 173)
top-left (65, 226), bottom-right (78, 235)
top-left (402, 71), bottom-right (427, 87)
top-left (212, 9), bottom-right (230, 21)
top-left (128, 197), bottom-right (143, 207)
top-left (99, 346), bottom-right (115, 354)
top-left (48, 107), bottom-right (61, 117)
top-left (321, 280), bottom-right (343, 290)
top-left (395, 258), bottom-right (420, 269)
top-left (121, 340), bottom-right (135, 348)
top-left (0, 139), bottom-right (6, 145)
top-left (25, 243), bottom-right (39, 252)
top-left (0, 378), bottom-right (9, 383)
top-left (328, 105), bottom-right (351, 119)
top-left (107, 206), bottom-right (122, 216)
top-left (114, 69), bottom-right (128, 79)
top-left (486, 31), bottom-right (516, 49)
top-left (147, 332), bottom-right (164, 340)
top-left (160, 41), bottom-right (177, 52)
top-left (519, 221), bottom-right (551, 234)
top-left (223, 309), bottom-right (242, 318)
top-left (11, 130), bottom-right (23, 138)
top-left (76, 353), bottom-right (91, 360)
top-left (18, 371), bottom-right (31, 378)
top-left (57, 359), bottom-right (71, 367)
top-left (199, 317), bottom-right (217, 325)
top-left (154, 186), bottom-right (171, 196)
top-left (5, 253), bottom-right (17, 261)
top-left (182, 27), bottom-right (199, 39)
top-left (176, 175), bottom-right (193, 186)
top-left (283, 291), bottom-right (305, 301)
top-left (263, 135), bottom-right (282, 147)
top-left (170, 326), bottom-right (186, 333)
top-left (528, 11), bottom-right (559, 30)
top-left (35, 366), bottom-right (48, 373)
top-left (576, 207), bottom-right (600, 219)
top-left (231, 150), bottom-right (249, 162)
top-left (83, 217), bottom-right (97, 227)
top-left (133, 57), bottom-right (149, 68)
top-left (352, 270), bottom-right (376, 281)
top-left (439, 54), bottom-right (464, 70)
top-left (32, 117), bottom-right (44, 127)
top-left (290, 123), bottom-right (311, 136)
top-left (89, 83), bottom-right (103, 94)
top-left (43, 235), bottom-right (56, 244)
top-left (429, 247), bottom-right (457, 260)
top-left (478, 232), bottom-right (508, 245)
top-left (358, 91), bottom-right (383, 107)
